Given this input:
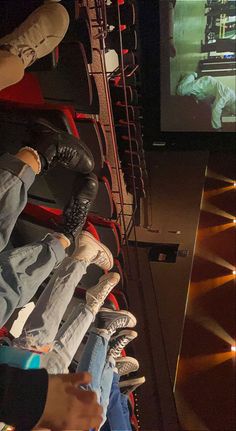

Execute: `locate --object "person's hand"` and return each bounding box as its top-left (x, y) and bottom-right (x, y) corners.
top-left (35, 372), bottom-right (102, 431)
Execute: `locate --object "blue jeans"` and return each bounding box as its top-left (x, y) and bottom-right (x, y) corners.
top-left (77, 330), bottom-right (115, 427)
top-left (0, 154), bottom-right (65, 327)
top-left (101, 372), bottom-right (132, 431)
top-left (13, 256), bottom-right (95, 373)
top-left (40, 301), bottom-right (94, 373)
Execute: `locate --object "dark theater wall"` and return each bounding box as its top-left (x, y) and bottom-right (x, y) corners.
top-left (127, 151), bottom-right (208, 430)
top-left (175, 152), bottom-right (236, 431)
top-left (127, 151), bottom-right (235, 430)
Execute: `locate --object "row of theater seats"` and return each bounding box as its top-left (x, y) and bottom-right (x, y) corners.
top-left (0, 1), bottom-right (139, 428)
top-left (105, 0), bottom-right (147, 198)
top-left (105, 0), bottom-right (138, 53)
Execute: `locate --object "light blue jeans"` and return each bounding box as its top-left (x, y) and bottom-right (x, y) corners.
top-left (77, 330), bottom-right (115, 427)
top-left (14, 257), bottom-right (94, 373)
top-left (0, 153), bottom-right (65, 327)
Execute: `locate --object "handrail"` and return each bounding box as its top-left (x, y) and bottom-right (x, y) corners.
top-left (88, 0), bottom-right (148, 288)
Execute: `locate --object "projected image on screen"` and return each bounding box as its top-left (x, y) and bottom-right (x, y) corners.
top-left (160, 0), bottom-right (236, 132)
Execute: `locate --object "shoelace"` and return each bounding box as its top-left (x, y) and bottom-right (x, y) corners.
top-left (88, 281), bottom-right (114, 309)
top-left (58, 146), bottom-right (78, 165)
top-left (110, 336), bottom-right (129, 358)
top-left (64, 199), bottom-right (90, 236)
top-left (109, 316), bottom-right (128, 334)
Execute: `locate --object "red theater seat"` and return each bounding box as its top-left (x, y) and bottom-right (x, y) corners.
top-left (101, 160), bottom-right (113, 190)
top-left (36, 42), bottom-right (94, 113)
top-left (114, 289), bottom-right (129, 310)
top-left (76, 117), bottom-right (104, 176)
top-left (0, 73), bottom-right (44, 105)
top-left (115, 123), bottom-right (137, 140)
top-left (106, 2), bottom-right (136, 27)
top-left (90, 177), bottom-right (114, 219)
top-left (122, 150), bottom-right (141, 167)
top-left (121, 51), bottom-right (137, 67)
top-left (118, 138), bottom-right (140, 154)
top-left (106, 28), bottom-right (138, 52)
top-left (75, 6), bottom-right (93, 64)
top-left (86, 75), bottom-right (100, 115)
top-left (110, 85), bottom-right (138, 106)
top-left (113, 104), bottom-right (140, 122)
top-left (96, 121), bottom-right (109, 158)
top-left (123, 165), bottom-right (143, 180)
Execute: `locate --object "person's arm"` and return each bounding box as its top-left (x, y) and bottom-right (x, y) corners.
top-left (0, 367), bottom-right (102, 431)
top-left (0, 364), bottom-right (48, 430)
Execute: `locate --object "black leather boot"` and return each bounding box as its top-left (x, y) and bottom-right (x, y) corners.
top-left (29, 118), bottom-right (94, 174)
top-left (62, 173), bottom-right (98, 242)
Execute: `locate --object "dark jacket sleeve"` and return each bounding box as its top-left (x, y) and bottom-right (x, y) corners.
top-left (0, 364), bottom-right (48, 430)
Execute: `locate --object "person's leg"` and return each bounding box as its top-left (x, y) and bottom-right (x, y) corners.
top-left (0, 146), bottom-right (99, 328)
top-left (77, 309), bottom-right (137, 403)
top-left (99, 329), bottom-right (139, 430)
top-left (120, 393), bottom-right (133, 430)
top-left (104, 330), bottom-right (139, 431)
top-left (13, 241), bottom-right (115, 353)
top-left (0, 2), bottom-right (69, 91)
top-left (77, 329), bottom-right (111, 403)
top-left (0, 233), bottom-right (66, 327)
top-left (176, 72), bottom-right (198, 96)
top-left (44, 273), bottom-right (120, 373)
top-left (0, 114), bottom-right (96, 251)
top-left (0, 50), bottom-right (24, 91)
top-left (41, 303), bottom-right (94, 373)
top-left (107, 372), bottom-right (132, 431)
top-left (0, 150), bottom-right (41, 252)
top-left (13, 257), bottom-right (87, 352)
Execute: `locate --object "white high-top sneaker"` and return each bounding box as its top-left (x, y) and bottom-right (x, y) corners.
top-left (0, 3), bottom-right (69, 68)
top-left (86, 272), bottom-right (120, 316)
top-left (73, 231), bottom-right (114, 271)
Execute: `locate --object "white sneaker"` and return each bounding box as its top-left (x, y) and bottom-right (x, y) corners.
top-left (73, 231), bottom-right (114, 270)
top-left (116, 356), bottom-right (139, 376)
top-left (86, 272), bottom-right (120, 315)
top-left (0, 3), bottom-right (69, 68)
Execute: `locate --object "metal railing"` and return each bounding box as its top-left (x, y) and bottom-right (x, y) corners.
top-left (88, 0), bottom-right (144, 272)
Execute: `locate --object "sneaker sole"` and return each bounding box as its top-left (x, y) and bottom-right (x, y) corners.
top-left (119, 376), bottom-right (146, 388)
top-left (111, 329), bottom-right (138, 341)
top-left (99, 308), bottom-right (137, 327)
top-left (81, 231), bottom-right (114, 270)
